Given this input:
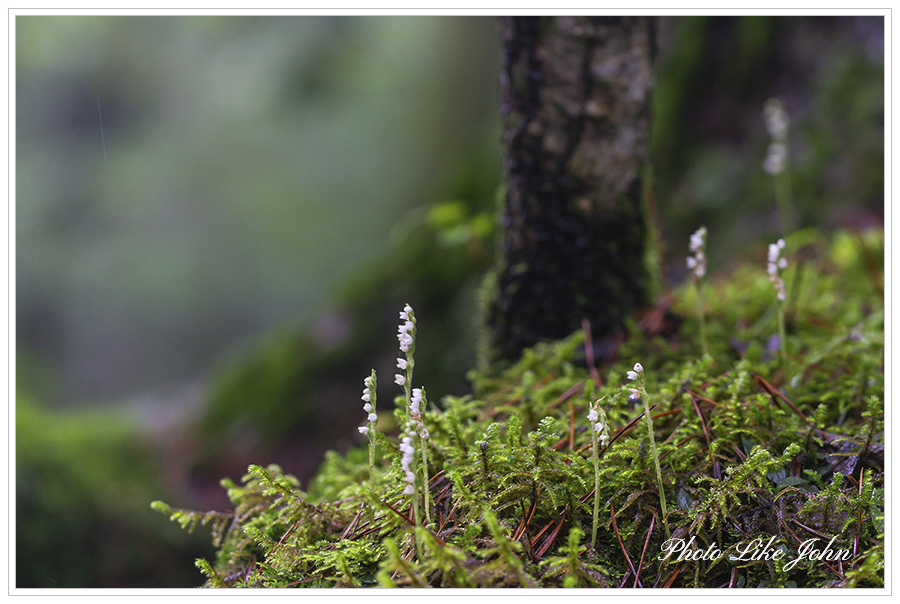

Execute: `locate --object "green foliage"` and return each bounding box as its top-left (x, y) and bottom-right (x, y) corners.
top-left (17, 393), bottom-right (211, 587)
top-left (155, 229), bottom-right (883, 588)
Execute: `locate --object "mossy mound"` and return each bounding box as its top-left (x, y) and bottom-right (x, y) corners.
top-left (154, 228), bottom-right (883, 588)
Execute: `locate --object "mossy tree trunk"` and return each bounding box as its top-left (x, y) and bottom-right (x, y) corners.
top-left (486, 16), bottom-right (656, 361)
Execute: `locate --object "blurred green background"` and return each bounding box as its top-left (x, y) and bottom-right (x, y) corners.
top-left (14, 15), bottom-right (883, 588)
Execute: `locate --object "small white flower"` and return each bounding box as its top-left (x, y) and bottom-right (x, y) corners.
top-left (399, 304), bottom-right (413, 321)
top-left (410, 388), bottom-right (423, 415)
top-left (687, 227), bottom-right (708, 279)
top-left (764, 98), bottom-right (789, 139)
top-left (398, 333), bottom-right (413, 352)
top-left (593, 421), bottom-right (605, 433)
top-left (395, 374), bottom-right (406, 386)
top-left (367, 413), bottom-right (377, 423)
top-left (689, 227), bottom-right (706, 253)
top-left (627, 370), bottom-right (638, 381)
top-left (587, 408), bottom-right (598, 423)
top-left (767, 239), bottom-right (788, 302)
top-left (763, 142), bottom-right (787, 175)
top-left (399, 433), bottom-right (417, 492)
top-left (629, 388), bottom-right (641, 398)
top-left (363, 402), bottom-right (372, 413)
top-left (397, 358), bottom-right (407, 370)
top-left (358, 426), bottom-right (369, 435)
top-left (633, 363), bottom-right (643, 373)
top-left (361, 390), bottom-right (370, 402)
top-left (768, 243), bottom-right (780, 263)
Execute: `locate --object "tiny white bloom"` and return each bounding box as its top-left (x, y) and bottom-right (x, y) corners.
top-left (358, 426), bottom-right (369, 435)
top-left (397, 358), bottom-right (407, 370)
top-left (363, 402), bottom-right (372, 413)
top-left (633, 363), bottom-right (643, 373)
top-left (403, 484), bottom-right (415, 495)
top-left (398, 333), bottom-right (413, 352)
top-left (593, 421), bottom-right (604, 433)
top-left (629, 388), bottom-right (641, 398)
top-left (368, 413), bottom-right (377, 423)
top-left (588, 409), bottom-right (598, 423)
top-left (395, 374), bottom-right (405, 386)
top-left (627, 371), bottom-right (638, 381)
top-left (362, 391), bottom-right (370, 402)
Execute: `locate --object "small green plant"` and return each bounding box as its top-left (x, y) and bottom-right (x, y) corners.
top-left (358, 370), bottom-right (378, 481)
top-left (587, 397), bottom-right (609, 550)
top-left (627, 362), bottom-right (670, 539)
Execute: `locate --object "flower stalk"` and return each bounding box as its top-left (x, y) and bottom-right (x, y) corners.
top-left (395, 304), bottom-right (431, 528)
top-left (768, 239), bottom-right (789, 377)
top-left (627, 363), bottom-right (670, 539)
top-left (588, 398), bottom-right (609, 550)
top-left (358, 370), bottom-right (378, 481)
top-left (763, 98), bottom-right (795, 235)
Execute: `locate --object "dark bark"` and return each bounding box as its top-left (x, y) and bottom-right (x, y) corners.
top-left (485, 16), bottom-right (656, 361)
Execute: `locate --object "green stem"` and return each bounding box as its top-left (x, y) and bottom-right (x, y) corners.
top-left (420, 443), bottom-right (431, 527)
top-left (640, 381), bottom-right (670, 539)
top-left (774, 154), bottom-right (795, 236)
top-left (693, 279), bottom-right (709, 357)
top-left (778, 302), bottom-right (788, 379)
top-left (368, 435), bottom-right (375, 483)
top-left (590, 429), bottom-right (600, 549)
top-left (411, 483), bottom-right (422, 560)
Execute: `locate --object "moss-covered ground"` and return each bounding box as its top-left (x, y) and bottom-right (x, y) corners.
top-left (154, 227), bottom-right (884, 588)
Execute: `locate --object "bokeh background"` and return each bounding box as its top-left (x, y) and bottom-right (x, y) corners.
top-left (14, 15), bottom-right (883, 588)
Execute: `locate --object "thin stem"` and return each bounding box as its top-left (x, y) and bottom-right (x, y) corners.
top-left (420, 443), bottom-right (431, 527)
top-left (591, 428), bottom-right (601, 549)
top-left (411, 477), bottom-right (422, 560)
top-left (693, 279), bottom-right (709, 357)
top-left (368, 434), bottom-right (375, 483)
top-left (777, 301), bottom-right (788, 379)
top-left (639, 379), bottom-right (670, 539)
top-left (775, 165), bottom-right (795, 236)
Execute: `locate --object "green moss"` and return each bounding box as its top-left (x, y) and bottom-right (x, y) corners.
top-left (17, 393), bottom-right (210, 587)
top-left (155, 228), bottom-right (883, 588)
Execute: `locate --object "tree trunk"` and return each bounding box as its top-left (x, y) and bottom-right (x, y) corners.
top-left (485, 16), bottom-right (656, 361)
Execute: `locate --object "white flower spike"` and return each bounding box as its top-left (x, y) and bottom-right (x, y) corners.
top-left (687, 227), bottom-right (708, 280)
top-left (767, 239), bottom-right (788, 302)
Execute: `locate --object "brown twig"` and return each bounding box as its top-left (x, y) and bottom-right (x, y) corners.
top-left (633, 514), bottom-right (655, 588)
top-left (569, 400), bottom-right (576, 450)
top-left (754, 373), bottom-right (810, 423)
top-left (535, 508), bottom-right (567, 559)
top-left (689, 392), bottom-right (720, 480)
top-left (611, 504), bottom-right (637, 583)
